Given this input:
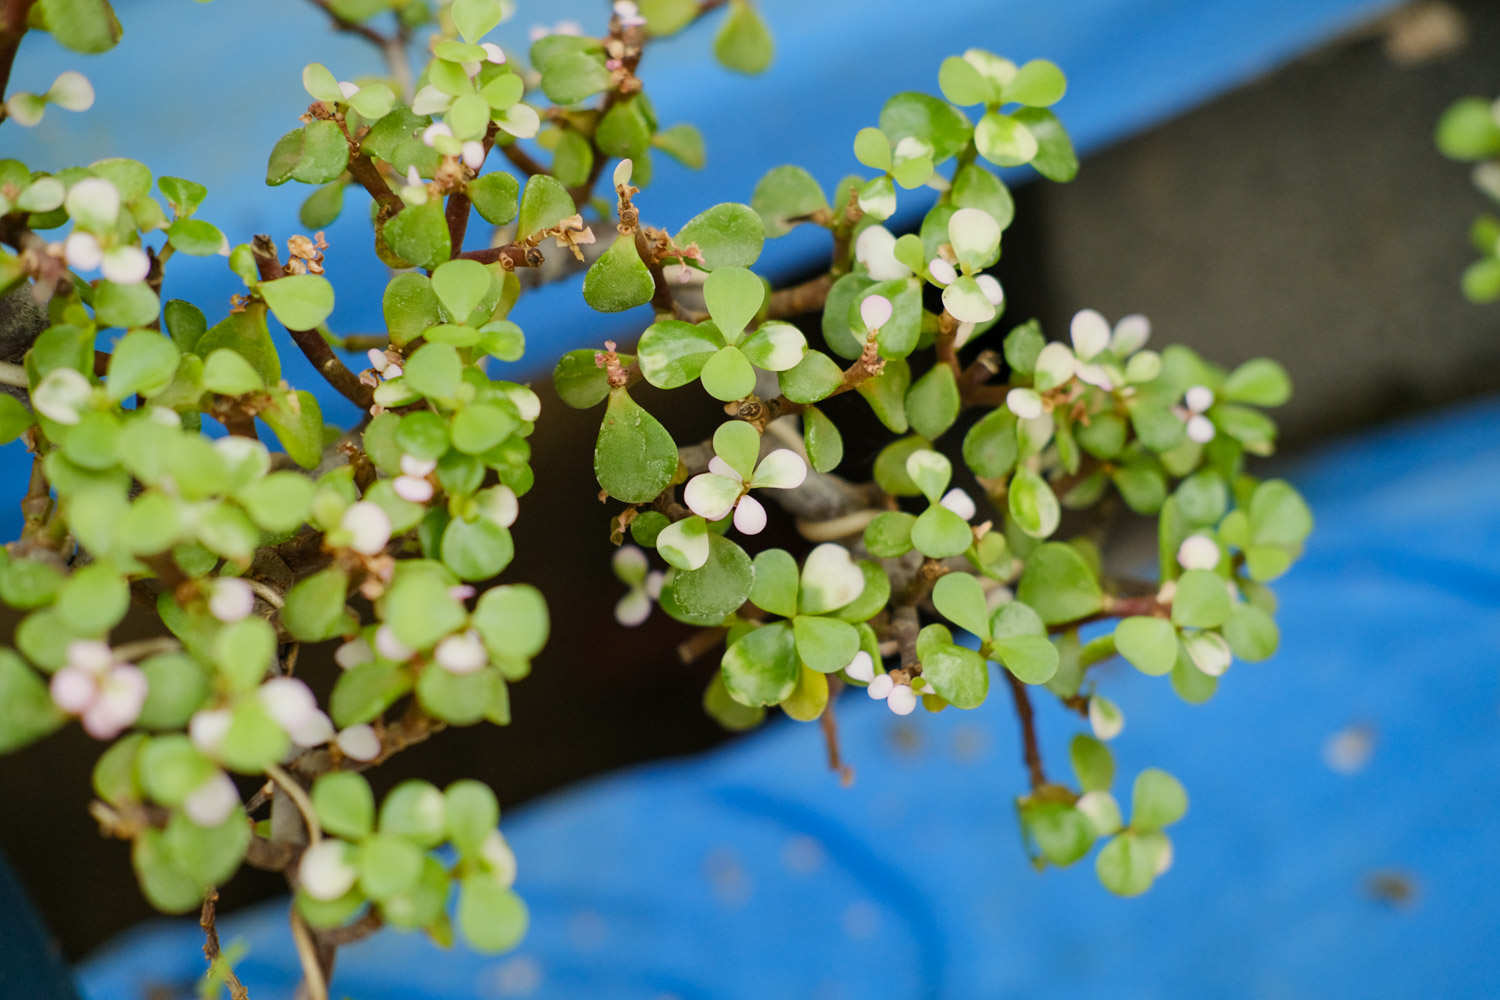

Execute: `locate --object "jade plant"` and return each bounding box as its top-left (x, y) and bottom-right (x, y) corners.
top-left (0, 0), bottom-right (1311, 995)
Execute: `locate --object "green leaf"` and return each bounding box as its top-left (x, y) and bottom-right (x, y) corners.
top-left (553, 348), bottom-right (618, 408)
top-left (703, 672), bottom-right (765, 730)
top-left (202, 349), bottom-right (263, 395)
top-left (713, 0), bottom-right (773, 74)
top-left (751, 165), bottom-right (826, 238)
top-left (853, 127), bottom-right (891, 172)
top-left (879, 92), bottom-right (972, 163)
top-left (1022, 801), bottom-right (1094, 868)
top-left (403, 342), bottom-right (462, 401)
top-left (911, 504), bottom-right (971, 559)
top-left (357, 832), bottom-right (423, 901)
top-left (1223, 603), bottom-right (1279, 662)
top-left (660, 535), bottom-right (753, 626)
top-left (699, 345), bottom-right (755, 401)
top-left (441, 516), bottom-right (514, 581)
top-left (217, 700), bottom-right (291, 773)
top-left (313, 772), bottom-right (375, 840)
top-left (1009, 467), bottom-right (1059, 539)
top-left (1003, 59), bottom-right (1066, 107)
top-left (472, 584), bottom-right (549, 661)
top-left (1114, 616), bottom-right (1177, 676)
top-left (975, 111), bottom-right (1037, 167)
top-left (1222, 358), bottom-right (1291, 407)
top-left (802, 406), bottom-right (842, 473)
top-left (282, 567), bottom-right (350, 642)
top-left (1171, 570), bottom-right (1231, 629)
top-left (594, 389), bottom-right (678, 503)
top-left (1131, 768), bottom-right (1188, 831)
top-left (636, 320), bottom-right (719, 389)
top-left (379, 779), bottom-right (447, 846)
top-left (721, 621), bottom-right (798, 705)
top-left (36, 0), bottom-right (122, 53)
top-left (939, 55), bottom-right (997, 106)
top-left (451, 0), bottom-right (504, 41)
top-left (430, 259), bottom-right (493, 321)
top-left (516, 174), bottom-right (575, 238)
top-left (132, 830), bottom-right (202, 914)
top-left (540, 51), bottom-right (611, 105)
top-left (136, 653), bottom-right (208, 730)
top-left (1070, 734), bottom-right (1114, 792)
top-left (56, 563), bottom-right (127, 633)
top-left (640, 0), bottom-right (698, 34)
top-left (106, 331), bottom-right (179, 401)
top-left (382, 202), bottom-right (450, 270)
top-left (445, 780), bottom-right (499, 854)
top-left (1435, 96), bottom-right (1500, 160)
top-left (704, 270), bottom-right (769, 342)
top-left (260, 274), bottom-right (334, 331)
top-left (992, 633), bottom-right (1058, 684)
top-left (962, 407), bottom-right (1018, 479)
top-left (467, 172), bottom-right (519, 226)
top-left (385, 571), bottom-right (466, 651)
top-left (677, 203), bottom-right (765, 270)
top-left (1096, 832), bottom-right (1156, 897)
top-left (1011, 108), bottom-right (1078, 182)
top-left (0, 651), bottom-right (63, 753)
top-left (920, 636), bottom-right (988, 709)
top-left (261, 390), bottom-right (324, 470)
top-left (596, 97), bottom-right (652, 158)
top-left (932, 572), bottom-right (988, 637)
top-left (457, 874), bottom-right (528, 953)
top-left (331, 660), bottom-right (411, 728)
top-left (905, 364), bottom-right (960, 441)
top-left (652, 123), bottom-right (706, 169)
top-left (583, 235), bottom-right (655, 312)
top-left (94, 281), bottom-right (159, 328)
top-left (1016, 543), bottom-right (1103, 625)
top-left (951, 163), bottom-right (1015, 231)
top-left (740, 320), bottom-right (805, 372)
top-left (1462, 258), bottom-right (1500, 303)
top-left (863, 511), bottom-right (915, 557)
top-left (779, 350), bottom-right (844, 404)
top-left (792, 615), bottom-right (859, 674)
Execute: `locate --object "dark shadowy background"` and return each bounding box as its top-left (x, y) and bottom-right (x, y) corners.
top-left (3, 0), bottom-right (1499, 962)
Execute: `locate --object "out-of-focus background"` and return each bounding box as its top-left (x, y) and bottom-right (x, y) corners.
top-left (3, 0), bottom-right (1499, 996)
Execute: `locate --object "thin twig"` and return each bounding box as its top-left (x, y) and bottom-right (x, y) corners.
top-left (201, 891), bottom-right (251, 1000)
top-left (1003, 671), bottom-right (1046, 789)
top-left (0, 0), bottom-right (39, 127)
top-left (820, 677), bottom-right (854, 786)
top-left (289, 909), bottom-right (330, 1000)
top-left (265, 763), bottom-right (321, 846)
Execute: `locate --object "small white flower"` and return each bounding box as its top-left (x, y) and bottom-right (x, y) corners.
top-left (1184, 385), bottom-right (1214, 414)
top-left (939, 488), bottom-right (976, 522)
top-left (299, 840), bottom-right (357, 901)
top-left (886, 684), bottom-right (917, 715)
top-left (288, 709), bottom-right (335, 748)
top-left (613, 545), bottom-right (658, 627)
top-left (1185, 413), bottom-right (1215, 444)
top-left (184, 772), bottom-right (240, 827)
top-left (421, 122), bottom-right (453, 148)
top-left (614, 0), bottom-right (647, 26)
top-left (375, 625), bottom-right (414, 662)
top-left (927, 257), bottom-right (957, 286)
top-left (854, 226), bottom-right (909, 281)
top-left (435, 630), bottom-right (487, 674)
top-left (50, 667), bottom-right (96, 714)
top-left (975, 274), bottom-right (1004, 307)
top-left (259, 677), bottom-right (318, 732)
top-left (66, 640), bottom-right (114, 674)
top-left (461, 141), bottom-right (486, 170)
top-left (644, 570), bottom-right (664, 599)
top-left (867, 674), bottom-right (895, 700)
top-left (334, 636), bottom-right (373, 670)
top-left (342, 501), bottom-right (392, 555)
top-left (81, 665), bottom-right (146, 739)
top-left (450, 584), bottom-right (477, 602)
top-left (33, 367), bottom-right (92, 425)
top-left (843, 650), bottom-right (875, 683)
top-left (101, 245), bottom-right (150, 285)
top-left (404, 166), bottom-right (423, 189)
top-left (400, 455), bottom-right (436, 477)
top-left (336, 723), bottom-right (381, 762)
top-left (859, 293), bottom-right (893, 332)
top-left (393, 475), bottom-right (435, 503)
top-left (481, 43), bottom-right (507, 64)
top-left (337, 80), bottom-right (360, 99)
top-left (1070, 309), bottom-right (1111, 361)
top-left (189, 708), bottom-right (233, 754)
top-left (1006, 387), bottom-right (1044, 420)
top-left (63, 231), bottom-right (101, 271)
top-left (208, 577), bottom-right (255, 623)
top-left (1177, 534), bottom-right (1220, 571)
top-left (683, 449), bottom-right (806, 536)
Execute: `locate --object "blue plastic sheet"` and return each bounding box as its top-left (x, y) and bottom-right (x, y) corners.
top-left (76, 396), bottom-right (1500, 999)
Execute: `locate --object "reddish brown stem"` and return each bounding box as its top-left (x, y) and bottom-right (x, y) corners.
top-left (251, 235), bottom-right (374, 411)
top-left (820, 677), bottom-right (854, 786)
top-left (1004, 671), bottom-right (1047, 789)
top-left (0, 0), bottom-right (38, 125)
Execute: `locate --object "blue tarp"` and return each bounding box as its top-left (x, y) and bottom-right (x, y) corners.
top-left (75, 396), bottom-right (1500, 998)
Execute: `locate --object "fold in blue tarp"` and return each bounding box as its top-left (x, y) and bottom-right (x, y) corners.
top-left (76, 396), bottom-right (1500, 998)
